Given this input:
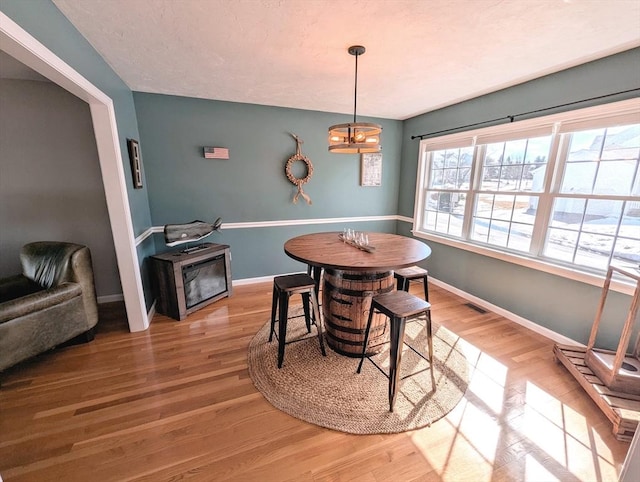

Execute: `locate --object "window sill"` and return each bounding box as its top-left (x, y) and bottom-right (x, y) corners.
top-left (411, 229), bottom-right (637, 296)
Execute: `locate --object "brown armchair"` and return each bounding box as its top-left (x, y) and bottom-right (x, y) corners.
top-left (0, 242), bottom-right (98, 372)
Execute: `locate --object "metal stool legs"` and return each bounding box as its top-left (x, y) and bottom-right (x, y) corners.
top-left (269, 274), bottom-right (326, 369)
top-left (395, 266), bottom-right (429, 302)
top-left (357, 290), bottom-right (434, 412)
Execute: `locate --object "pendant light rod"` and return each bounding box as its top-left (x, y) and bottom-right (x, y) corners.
top-left (348, 45), bottom-right (365, 123)
top-left (353, 48), bottom-right (359, 123)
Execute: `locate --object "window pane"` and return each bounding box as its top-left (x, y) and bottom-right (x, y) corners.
top-left (443, 168), bottom-right (461, 187)
top-left (481, 137), bottom-right (550, 192)
top-left (574, 232), bottom-right (614, 270)
top-left (428, 147), bottom-right (473, 189)
top-left (425, 190), bottom-right (464, 213)
top-left (471, 218), bottom-right (489, 243)
top-left (560, 162), bottom-right (597, 194)
top-left (582, 199), bottom-right (623, 233)
top-left (593, 160), bottom-right (637, 195)
top-left (549, 198), bottom-right (586, 227)
top-left (430, 169), bottom-right (444, 187)
top-left (423, 209), bottom-right (463, 237)
top-left (544, 228), bottom-right (579, 263)
top-left (475, 194), bottom-right (494, 219)
top-left (492, 195), bottom-right (514, 221)
top-left (503, 139), bottom-right (528, 166)
top-left (562, 126), bottom-right (640, 195)
top-left (423, 190), bottom-right (465, 237)
top-left (621, 201), bottom-right (640, 236)
top-left (525, 137), bottom-right (553, 164)
top-left (567, 129), bottom-right (604, 162)
top-left (613, 236), bottom-right (640, 264)
top-left (544, 197), bottom-right (634, 269)
top-left (507, 222), bottom-right (533, 251)
top-left (488, 220), bottom-right (510, 247)
top-left (497, 163), bottom-right (524, 192)
top-left (602, 125), bottom-right (640, 161)
top-left (471, 194), bottom-right (534, 252)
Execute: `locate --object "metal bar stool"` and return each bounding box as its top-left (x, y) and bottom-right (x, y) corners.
top-left (394, 265), bottom-right (429, 302)
top-left (306, 264), bottom-right (322, 299)
top-left (357, 290), bottom-right (434, 412)
top-left (269, 273), bottom-right (326, 368)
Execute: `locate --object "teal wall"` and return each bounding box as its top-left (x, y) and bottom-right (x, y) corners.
top-left (133, 92), bottom-right (403, 278)
top-left (399, 47), bottom-right (640, 348)
top-left (2, 0), bottom-right (156, 309)
top-left (2, 1), bottom-right (637, 346)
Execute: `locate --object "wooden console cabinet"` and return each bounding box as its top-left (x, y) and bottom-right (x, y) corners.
top-left (150, 243), bottom-right (232, 321)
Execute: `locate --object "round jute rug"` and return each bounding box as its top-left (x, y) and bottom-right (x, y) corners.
top-left (248, 308), bottom-right (469, 434)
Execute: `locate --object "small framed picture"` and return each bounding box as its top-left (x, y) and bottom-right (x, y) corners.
top-left (360, 153), bottom-right (382, 187)
top-left (127, 139), bottom-right (143, 189)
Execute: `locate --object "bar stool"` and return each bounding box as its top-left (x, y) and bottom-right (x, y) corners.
top-left (357, 290), bottom-right (434, 412)
top-left (269, 273), bottom-right (326, 368)
top-left (394, 266), bottom-right (429, 302)
top-left (306, 264), bottom-right (322, 299)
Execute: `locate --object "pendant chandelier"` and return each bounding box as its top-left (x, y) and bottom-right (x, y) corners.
top-left (328, 45), bottom-right (382, 154)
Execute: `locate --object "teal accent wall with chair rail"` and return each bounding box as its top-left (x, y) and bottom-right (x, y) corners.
top-left (1, 1), bottom-right (637, 348)
top-left (133, 92), bottom-right (403, 279)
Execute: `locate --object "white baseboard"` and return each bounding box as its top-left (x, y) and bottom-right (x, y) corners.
top-left (97, 294), bottom-right (124, 304)
top-left (132, 268), bottom-right (581, 347)
top-left (147, 300), bottom-right (156, 322)
top-left (232, 272), bottom-right (302, 286)
top-left (428, 277), bottom-right (584, 347)
top-left (233, 275), bottom-right (276, 286)
top-left (232, 273), bottom-right (583, 347)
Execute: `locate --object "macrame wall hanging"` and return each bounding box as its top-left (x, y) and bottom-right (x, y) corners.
top-left (285, 133), bottom-right (313, 205)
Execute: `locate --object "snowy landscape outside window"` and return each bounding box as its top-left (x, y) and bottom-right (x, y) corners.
top-left (413, 98), bottom-right (640, 280)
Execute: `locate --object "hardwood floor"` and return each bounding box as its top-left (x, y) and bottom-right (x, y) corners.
top-left (0, 281), bottom-right (631, 481)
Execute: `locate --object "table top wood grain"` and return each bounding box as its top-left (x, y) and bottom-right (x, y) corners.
top-left (284, 232), bottom-right (431, 272)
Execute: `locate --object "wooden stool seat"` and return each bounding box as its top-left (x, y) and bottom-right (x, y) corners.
top-left (274, 273), bottom-right (315, 292)
top-left (357, 289), bottom-right (434, 412)
top-left (394, 265), bottom-right (429, 301)
top-left (269, 273), bottom-right (326, 368)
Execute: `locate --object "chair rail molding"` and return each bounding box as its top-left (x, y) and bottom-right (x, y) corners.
top-left (136, 215), bottom-right (403, 246)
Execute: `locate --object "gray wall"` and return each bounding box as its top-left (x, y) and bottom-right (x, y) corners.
top-left (0, 78), bottom-right (121, 298)
top-left (399, 48), bottom-right (640, 348)
top-left (2, 0), bottom-right (156, 309)
top-left (133, 93), bottom-right (403, 279)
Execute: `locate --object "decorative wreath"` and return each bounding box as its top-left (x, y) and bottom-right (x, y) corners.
top-left (285, 134), bottom-right (313, 205)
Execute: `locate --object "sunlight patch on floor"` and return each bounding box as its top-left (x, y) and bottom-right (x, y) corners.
top-left (525, 454), bottom-right (561, 481)
top-left (521, 380), bottom-right (619, 481)
top-left (467, 368), bottom-right (506, 415)
top-left (409, 336), bottom-right (622, 482)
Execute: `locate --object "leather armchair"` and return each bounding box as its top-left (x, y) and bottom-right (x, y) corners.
top-left (0, 242), bottom-right (98, 372)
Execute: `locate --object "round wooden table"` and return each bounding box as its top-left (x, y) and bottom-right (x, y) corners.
top-left (284, 232), bottom-right (431, 357)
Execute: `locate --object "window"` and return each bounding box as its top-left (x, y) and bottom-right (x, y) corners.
top-left (413, 98), bottom-right (640, 283)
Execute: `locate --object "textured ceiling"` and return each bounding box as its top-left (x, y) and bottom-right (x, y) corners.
top-left (52, 0), bottom-right (640, 120)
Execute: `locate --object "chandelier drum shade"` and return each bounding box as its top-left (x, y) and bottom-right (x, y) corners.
top-left (328, 45), bottom-right (382, 154)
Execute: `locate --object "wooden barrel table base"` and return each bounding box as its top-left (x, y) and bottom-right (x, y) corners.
top-left (322, 269), bottom-right (395, 357)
